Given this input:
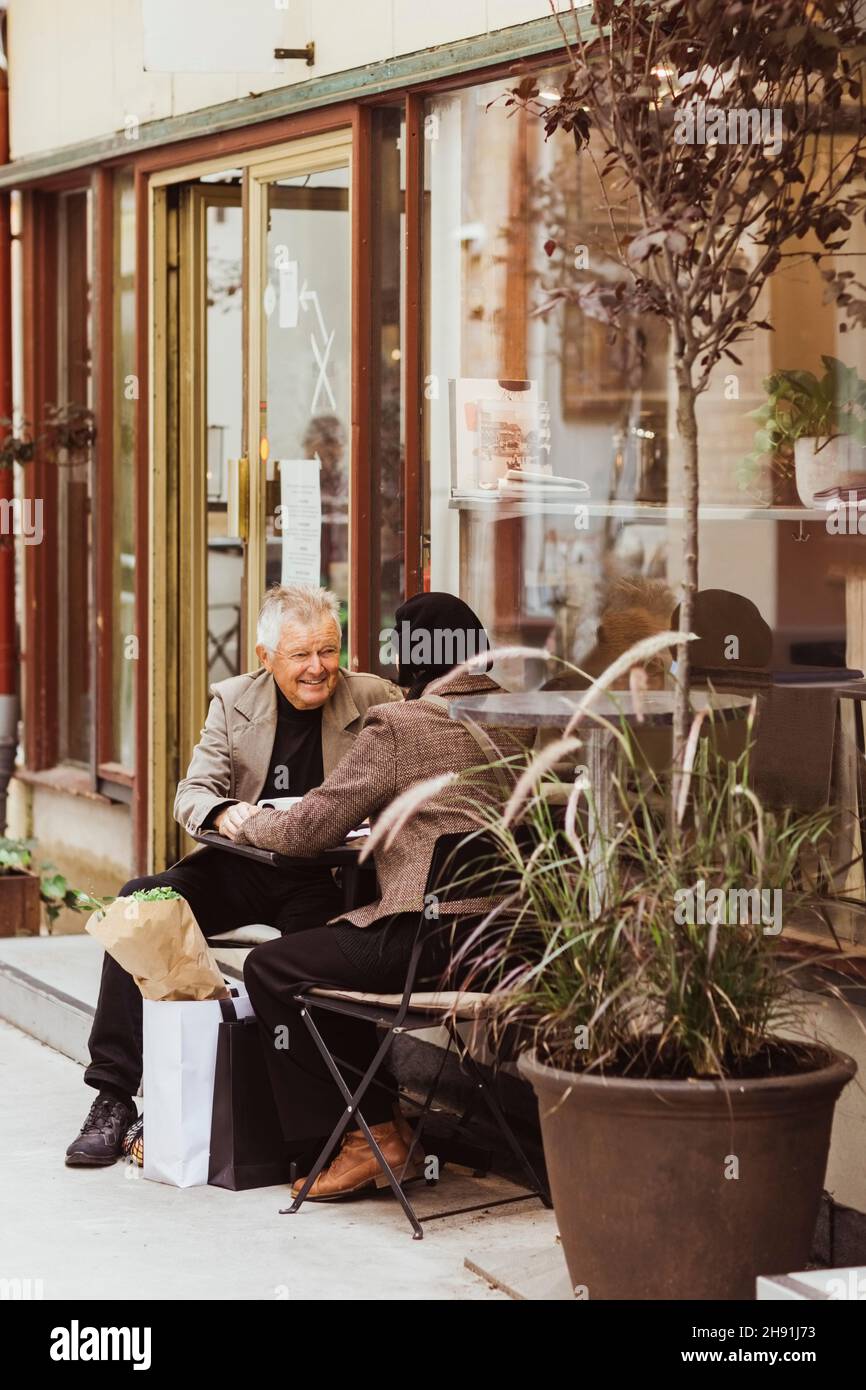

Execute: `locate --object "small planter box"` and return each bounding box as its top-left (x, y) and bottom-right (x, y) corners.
top-left (0, 869), bottom-right (42, 936)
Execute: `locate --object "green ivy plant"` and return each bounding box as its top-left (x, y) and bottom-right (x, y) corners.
top-left (741, 356), bottom-right (866, 492)
top-left (0, 836), bottom-right (109, 929)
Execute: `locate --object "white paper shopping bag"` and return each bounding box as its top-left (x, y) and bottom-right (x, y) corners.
top-left (143, 989), bottom-right (255, 1188)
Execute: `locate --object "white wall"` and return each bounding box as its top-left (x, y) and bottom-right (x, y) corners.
top-left (6, 0), bottom-right (576, 161)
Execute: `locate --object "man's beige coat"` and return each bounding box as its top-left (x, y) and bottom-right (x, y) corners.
top-left (174, 668), bottom-right (402, 838)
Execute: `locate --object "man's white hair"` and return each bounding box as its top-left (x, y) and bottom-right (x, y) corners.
top-left (256, 584), bottom-right (342, 652)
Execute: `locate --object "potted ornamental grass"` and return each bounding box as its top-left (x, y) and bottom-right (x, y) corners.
top-left (450, 688), bottom-right (856, 1301)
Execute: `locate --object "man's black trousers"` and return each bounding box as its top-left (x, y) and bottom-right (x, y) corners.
top-left (242, 914), bottom-right (478, 1140)
top-left (84, 847), bottom-right (342, 1098)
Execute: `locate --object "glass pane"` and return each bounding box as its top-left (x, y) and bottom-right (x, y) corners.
top-left (57, 189), bottom-right (92, 764)
top-left (423, 74), bottom-right (857, 683)
top-left (111, 170), bottom-right (136, 768)
top-left (205, 186), bottom-right (244, 685)
top-left (370, 108), bottom-right (405, 677)
top-left (261, 165), bottom-right (351, 661)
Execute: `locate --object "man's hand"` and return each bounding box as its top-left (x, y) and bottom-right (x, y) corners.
top-left (215, 802), bottom-right (262, 841)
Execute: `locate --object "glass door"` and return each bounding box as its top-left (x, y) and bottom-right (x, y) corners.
top-left (152, 169), bottom-right (246, 866)
top-left (150, 134), bottom-right (353, 869)
top-left (246, 132), bottom-right (353, 664)
top-left (180, 177), bottom-right (246, 705)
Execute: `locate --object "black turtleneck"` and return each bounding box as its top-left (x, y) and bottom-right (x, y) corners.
top-left (260, 686), bottom-right (325, 799)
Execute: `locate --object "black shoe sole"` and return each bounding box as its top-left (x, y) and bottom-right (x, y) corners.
top-left (64, 1151), bottom-right (120, 1167)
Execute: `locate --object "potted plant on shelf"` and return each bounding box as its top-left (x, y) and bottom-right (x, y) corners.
top-left (742, 358), bottom-right (866, 508)
top-left (0, 836), bottom-right (104, 936)
top-left (456, 706), bottom-right (856, 1301)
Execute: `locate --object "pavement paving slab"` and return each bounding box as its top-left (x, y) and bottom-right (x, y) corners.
top-left (0, 1019), bottom-right (558, 1301)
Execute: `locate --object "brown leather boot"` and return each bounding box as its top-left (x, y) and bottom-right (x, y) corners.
top-left (291, 1120), bottom-right (422, 1200)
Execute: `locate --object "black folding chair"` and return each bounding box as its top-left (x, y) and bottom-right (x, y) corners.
top-left (283, 829), bottom-right (552, 1238)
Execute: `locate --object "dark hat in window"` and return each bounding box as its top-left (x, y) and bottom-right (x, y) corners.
top-left (671, 588), bottom-right (772, 685)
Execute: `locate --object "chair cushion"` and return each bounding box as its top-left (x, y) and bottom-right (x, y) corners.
top-left (210, 924), bottom-right (281, 945)
top-left (308, 986), bottom-right (493, 1018)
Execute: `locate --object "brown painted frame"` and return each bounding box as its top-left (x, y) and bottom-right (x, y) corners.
top-left (21, 190), bottom-right (58, 771)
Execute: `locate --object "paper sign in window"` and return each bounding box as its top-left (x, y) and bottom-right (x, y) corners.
top-left (278, 458), bottom-right (321, 586)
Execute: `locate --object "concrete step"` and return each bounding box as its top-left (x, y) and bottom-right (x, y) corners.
top-left (0, 928), bottom-right (273, 1069)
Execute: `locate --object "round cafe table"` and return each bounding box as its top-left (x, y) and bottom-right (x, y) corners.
top-left (447, 688), bottom-right (750, 730)
top-left (447, 689), bottom-right (750, 916)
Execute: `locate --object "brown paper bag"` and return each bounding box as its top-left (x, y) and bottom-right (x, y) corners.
top-left (85, 895), bottom-right (229, 1001)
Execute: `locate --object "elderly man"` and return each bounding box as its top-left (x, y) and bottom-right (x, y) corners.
top-left (66, 584), bottom-right (401, 1167)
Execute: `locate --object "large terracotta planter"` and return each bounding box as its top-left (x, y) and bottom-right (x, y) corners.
top-left (518, 1044), bottom-right (856, 1301)
top-left (0, 869), bottom-right (42, 936)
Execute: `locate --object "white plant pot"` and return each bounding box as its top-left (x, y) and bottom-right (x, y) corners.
top-left (794, 435), bottom-right (851, 506)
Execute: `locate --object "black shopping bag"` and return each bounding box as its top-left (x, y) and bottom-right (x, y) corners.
top-left (208, 999), bottom-right (296, 1191)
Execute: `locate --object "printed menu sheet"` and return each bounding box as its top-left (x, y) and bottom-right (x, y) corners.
top-left (278, 458), bottom-right (321, 585)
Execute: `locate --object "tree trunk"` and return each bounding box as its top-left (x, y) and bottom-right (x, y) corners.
top-left (673, 367), bottom-right (699, 803)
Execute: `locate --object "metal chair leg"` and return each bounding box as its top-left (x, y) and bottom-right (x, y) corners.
top-left (399, 1029), bottom-right (456, 1175)
top-left (280, 1003), bottom-right (395, 1214)
top-left (281, 1004), bottom-right (425, 1237)
top-left (350, 1107), bottom-right (425, 1239)
top-left (282, 1001), bottom-right (550, 1237)
top-left (448, 1020), bottom-right (552, 1208)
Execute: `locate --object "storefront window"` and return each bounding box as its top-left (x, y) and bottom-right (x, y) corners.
top-left (370, 106), bottom-right (405, 675)
top-left (202, 176), bottom-right (244, 687)
top-left (423, 73), bottom-right (862, 676)
top-left (57, 189), bottom-right (93, 765)
top-left (111, 171), bottom-right (136, 767)
top-left (262, 165), bottom-right (351, 661)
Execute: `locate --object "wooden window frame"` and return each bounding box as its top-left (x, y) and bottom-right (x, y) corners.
top-left (21, 172), bottom-right (136, 801)
top-left (21, 188), bottom-right (59, 772)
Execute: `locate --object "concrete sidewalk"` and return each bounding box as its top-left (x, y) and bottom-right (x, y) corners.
top-left (0, 1019), bottom-right (561, 1301)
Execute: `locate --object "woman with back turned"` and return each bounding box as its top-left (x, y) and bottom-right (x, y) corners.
top-left (228, 591), bottom-right (529, 1200)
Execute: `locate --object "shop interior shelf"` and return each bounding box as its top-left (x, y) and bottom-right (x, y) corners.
top-left (449, 490), bottom-right (830, 524)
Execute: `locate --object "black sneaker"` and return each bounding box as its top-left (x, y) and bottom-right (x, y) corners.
top-left (65, 1093), bottom-right (138, 1167)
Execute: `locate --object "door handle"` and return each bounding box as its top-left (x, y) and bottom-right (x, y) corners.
top-left (226, 455), bottom-right (250, 541)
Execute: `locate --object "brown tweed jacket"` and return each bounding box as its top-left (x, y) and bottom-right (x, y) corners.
top-left (234, 671), bottom-right (531, 928)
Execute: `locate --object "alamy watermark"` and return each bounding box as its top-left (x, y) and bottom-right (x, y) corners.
top-left (378, 622), bottom-right (490, 671)
top-left (0, 497), bottom-right (42, 545)
top-left (50, 1321), bottom-right (151, 1370)
top-left (674, 102), bottom-right (783, 157)
top-left (674, 878), bottom-right (782, 935)
top-left (824, 492), bottom-right (866, 535)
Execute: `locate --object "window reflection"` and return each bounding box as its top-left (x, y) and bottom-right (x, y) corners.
top-left (263, 167), bottom-right (351, 662)
top-left (57, 189), bottom-right (92, 766)
top-left (111, 171), bottom-right (136, 767)
top-left (423, 72), bottom-right (858, 678)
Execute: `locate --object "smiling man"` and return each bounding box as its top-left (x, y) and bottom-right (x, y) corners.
top-left (66, 584), bottom-right (401, 1168)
